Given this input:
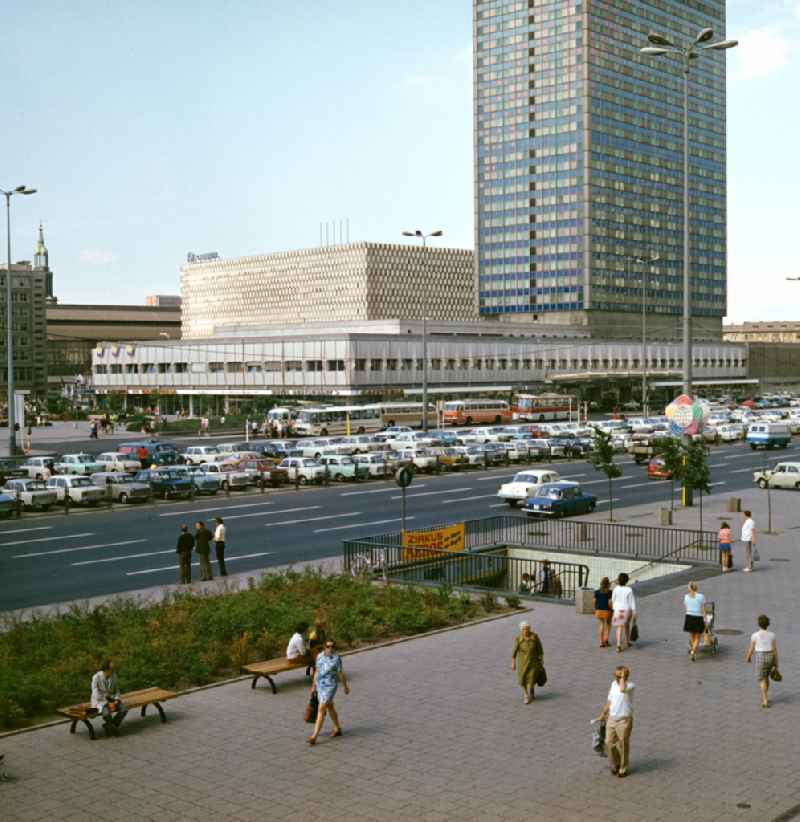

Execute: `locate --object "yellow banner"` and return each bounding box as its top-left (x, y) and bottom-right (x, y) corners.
top-left (401, 523), bottom-right (465, 561)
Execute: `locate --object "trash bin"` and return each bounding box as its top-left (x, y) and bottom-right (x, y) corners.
top-left (576, 587), bottom-right (595, 615)
top-left (659, 508), bottom-right (673, 526)
top-left (727, 497), bottom-right (741, 513)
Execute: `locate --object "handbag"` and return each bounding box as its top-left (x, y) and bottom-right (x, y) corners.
top-left (629, 619), bottom-right (639, 643)
top-left (303, 690), bottom-right (319, 723)
top-left (753, 548), bottom-right (761, 563)
top-left (535, 666), bottom-right (547, 687)
top-left (770, 666), bottom-right (782, 682)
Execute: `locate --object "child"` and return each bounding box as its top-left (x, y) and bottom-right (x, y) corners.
top-left (718, 521), bottom-right (732, 572)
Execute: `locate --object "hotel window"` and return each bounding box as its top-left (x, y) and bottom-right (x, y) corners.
top-left (174, 362), bottom-right (188, 373)
top-left (460, 358), bottom-right (470, 370)
top-left (510, 358), bottom-right (520, 370)
top-left (158, 363), bottom-right (171, 374)
top-left (125, 364), bottom-right (139, 374)
top-left (227, 362), bottom-right (243, 373)
top-left (327, 360), bottom-right (345, 371)
top-left (246, 362), bottom-right (263, 373)
top-left (386, 359), bottom-right (398, 371)
top-left (522, 358), bottom-right (532, 370)
top-left (305, 360), bottom-right (323, 372)
top-left (285, 360), bottom-right (303, 372)
top-left (142, 363), bottom-right (156, 374)
top-left (110, 364), bottom-right (122, 374)
top-left (208, 362), bottom-right (224, 373)
top-left (264, 360), bottom-right (282, 371)
top-left (431, 358), bottom-right (441, 370)
top-left (401, 358), bottom-right (413, 371)
top-left (355, 359), bottom-right (366, 371)
top-left (370, 359), bottom-right (383, 371)
top-left (94, 364), bottom-right (108, 374)
top-left (415, 358), bottom-right (424, 370)
top-left (499, 358), bottom-right (508, 370)
top-left (446, 358), bottom-right (457, 371)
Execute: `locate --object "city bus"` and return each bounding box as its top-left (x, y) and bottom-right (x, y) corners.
top-left (512, 393), bottom-right (574, 422)
top-left (378, 402), bottom-right (436, 428)
top-left (294, 404), bottom-right (383, 436)
top-left (441, 399), bottom-right (512, 426)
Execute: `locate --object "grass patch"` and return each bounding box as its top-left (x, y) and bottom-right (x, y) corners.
top-left (0, 569), bottom-right (502, 730)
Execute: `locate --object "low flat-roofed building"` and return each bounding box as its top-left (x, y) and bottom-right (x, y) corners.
top-left (724, 321), bottom-right (800, 343)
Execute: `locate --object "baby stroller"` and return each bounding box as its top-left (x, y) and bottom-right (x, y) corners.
top-left (689, 601), bottom-right (719, 656)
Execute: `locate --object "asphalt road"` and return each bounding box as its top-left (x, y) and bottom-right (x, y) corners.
top-left (1, 437), bottom-right (797, 611)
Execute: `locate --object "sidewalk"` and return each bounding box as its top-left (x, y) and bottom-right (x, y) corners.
top-left (2, 486), bottom-right (798, 821)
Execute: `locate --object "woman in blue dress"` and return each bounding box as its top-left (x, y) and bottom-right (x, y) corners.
top-left (307, 640), bottom-right (350, 745)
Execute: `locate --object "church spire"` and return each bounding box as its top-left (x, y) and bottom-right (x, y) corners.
top-left (34, 222), bottom-right (48, 270)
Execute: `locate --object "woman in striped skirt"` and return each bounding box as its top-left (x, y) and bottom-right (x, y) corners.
top-left (745, 614), bottom-right (780, 708)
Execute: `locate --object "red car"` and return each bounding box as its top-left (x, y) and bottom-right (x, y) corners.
top-left (647, 457), bottom-right (672, 479)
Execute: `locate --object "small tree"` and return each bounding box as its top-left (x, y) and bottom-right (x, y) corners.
top-left (659, 436), bottom-right (685, 513)
top-left (589, 428), bottom-right (622, 522)
top-left (683, 439), bottom-right (712, 530)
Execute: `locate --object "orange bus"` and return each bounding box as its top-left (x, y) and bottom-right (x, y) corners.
top-left (441, 399), bottom-right (512, 426)
top-left (512, 393), bottom-right (574, 422)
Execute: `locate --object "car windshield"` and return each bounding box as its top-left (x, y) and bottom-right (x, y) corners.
top-left (542, 488), bottom-right (563, 499)
top-left (514, 474), bottom-right (539, 483)
top-left (76, 455), bottom-right (94, 463)
top-left (28, 481), bottom-right (47, 490)
top-left (302, 460), bottom-right (318, 466)
top-left (73, 478), bottom-right (93, 487)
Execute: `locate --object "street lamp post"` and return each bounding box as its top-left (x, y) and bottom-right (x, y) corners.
top-left (401, 228), bottom-right (443, 432)
top-left (637, 254), bottom-right (660, 415)
top-left (2, 185), bottom-right (37, 456)
top-left (641, 29), bottom-right (737, 399)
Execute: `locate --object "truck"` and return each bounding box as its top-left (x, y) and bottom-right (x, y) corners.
top-left (746, 422), bottom-right (791, 450)
top-left (628, 433), bottom-right (675, 465)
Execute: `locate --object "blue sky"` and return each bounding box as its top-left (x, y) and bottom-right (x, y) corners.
top-left (3, 0), bottom-right (798, 321)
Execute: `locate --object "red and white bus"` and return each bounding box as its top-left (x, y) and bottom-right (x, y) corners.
top-left (512, 393), bottom-right (574, 422)
top-left (441, 399), bottom-right (512, 426)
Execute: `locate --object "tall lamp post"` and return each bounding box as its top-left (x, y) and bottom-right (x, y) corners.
top-left (3, 185), bottom-right (37, 456)
top-left (641, 28), bottom-right (737, 398)
top-left (401, 228), bottom-right (443, 432)
top-left (632, 253), bottom-right (661, 415)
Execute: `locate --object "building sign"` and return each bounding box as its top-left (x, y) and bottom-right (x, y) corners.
top-left (401, 523), bottom-right (465, 561)
top-left (186, 251), bottom-right (220, 263)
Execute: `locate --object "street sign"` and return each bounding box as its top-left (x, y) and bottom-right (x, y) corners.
top-left (395, 467), bottom-right (414, 488)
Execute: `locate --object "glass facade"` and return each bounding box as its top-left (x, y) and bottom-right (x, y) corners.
top-left (474, 0), bottom-right (727, 330)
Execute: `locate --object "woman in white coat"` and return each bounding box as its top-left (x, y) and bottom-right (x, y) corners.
top-left (611, 573), bottom-right (636, 653)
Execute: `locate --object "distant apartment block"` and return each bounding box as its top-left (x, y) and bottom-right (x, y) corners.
top-left (723, 322), bottom-right (800, 344)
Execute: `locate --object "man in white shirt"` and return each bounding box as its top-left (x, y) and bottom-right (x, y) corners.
top-left (597, 665), bottom-right (635, 777)
top-left (286, 623), bottom-right (309, 664)
top-left (741, 510), bottom-right (756, 572)
top-left (213, 516), bottom-right (227, 576)
top-left (91, 660), bottom-right (126, 735)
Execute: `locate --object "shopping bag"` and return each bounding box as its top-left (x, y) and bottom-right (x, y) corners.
top-left (753, 548), bottom-right (761, 563)
top-left (629, 619), bottom-right (639, 643)
top-left (590, 719), bottom-right (606, 754)
top-left (304, 690), bottom-right (319, 723)
top-left (535, 666), bottom-right (547, 687)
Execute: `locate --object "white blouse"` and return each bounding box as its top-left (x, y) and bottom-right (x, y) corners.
top-left (611, 585), bottom-right (636, 614)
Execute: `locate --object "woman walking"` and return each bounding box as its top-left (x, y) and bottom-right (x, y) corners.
top-left (594, 577), bottom-right (613, 647)
top-left (307, 640), bottom-right (350, 744)
top-left (511, 620), bottom-right (544, 703)
top-left (745, 614), bottom-right (780, 708)
top-left (718, 521), bottom-right (732, 572)
top-left (611, 573), bottom-right (636, 653)
top-left (683, 581), bottom-right (707, 661)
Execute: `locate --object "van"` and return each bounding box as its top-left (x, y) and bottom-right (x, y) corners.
top-left (746, 422), bottom-right (791, 450)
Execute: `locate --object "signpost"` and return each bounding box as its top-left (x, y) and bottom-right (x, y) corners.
top-left (395, 466), bottom-right (414, 536)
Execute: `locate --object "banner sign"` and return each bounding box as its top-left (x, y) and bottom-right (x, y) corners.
top-left (402, 523), bottom-right (465, 561)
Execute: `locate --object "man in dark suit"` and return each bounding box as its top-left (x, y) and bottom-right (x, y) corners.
top-left (176, 524), bottom-right (195, 584)
top-left (195, 520), bottom-right (213, 581)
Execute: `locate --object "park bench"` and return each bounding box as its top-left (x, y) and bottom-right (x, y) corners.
top-left (57, 687), bottom-right (178, 740)
top-left (241, 657), bottom-right (311, 693)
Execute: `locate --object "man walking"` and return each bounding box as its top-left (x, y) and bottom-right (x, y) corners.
top-left (741, 510), bottom-right (756, 573)
top-left (176, 524), bottom-right (195, 584)
top-left (213, 516), bottom-right (227, 576)
top-left (597, 665), bottom-right (635, 778)
top-left (195, 520), bottom-right (213, 581)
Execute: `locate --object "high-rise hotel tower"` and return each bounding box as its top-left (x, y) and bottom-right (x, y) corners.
top-left (473, 0), bottom-right (728, 339)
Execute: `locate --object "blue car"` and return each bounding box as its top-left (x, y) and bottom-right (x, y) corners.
top-left (522, 481), bottom-right (597, 518)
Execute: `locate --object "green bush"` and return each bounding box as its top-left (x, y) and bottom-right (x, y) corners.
top-left (0, 569), bottom-right (504, 729)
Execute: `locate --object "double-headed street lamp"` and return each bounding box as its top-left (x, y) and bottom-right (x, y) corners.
top-left (641, 28), bottom-right (737, 399)
top-left (401, 228), bottom-right (443, 432)
top-left (3, 185), bottom-right (37, 456)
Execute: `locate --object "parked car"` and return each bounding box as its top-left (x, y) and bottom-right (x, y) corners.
top-left (497, 470), bottom-right (561, 507)
top-left (90, 472), bottom-right (152, 503)
top-left (319, 454), bottom-right (361, 481)
top-left (716, 423), bottom-right (745, 442)
top-left (753, 462), bottom-right (800, 490)
top-left (0, 458), bottom-right (30, 484)
top-left (19, 456), bottom-right (56, 480)
top-left (55, 453), bottom-right (102, 475)
top-left (193, 462), bottom-right (251, 490)
top-left (277, 457), bottom-right (326, 484)
top-left (96, 452), bottom-right (142, 473)
top-left (133, 469), bottom-right (194, 500)
top-left (172, 465), bottom-right (221, 495)
top-left (430, 446), bottom-right (469, 469)
top-left (2, 478), bottom-right (58, 510)
top-left (522, 482), bottom-right (597, 517)
top-left (747, 422), bottom-right (791, 450)
top-left (47, 475), bottom-right (106, 505)
top-left (236, 459), bottom-right (289, 487)
top-left (0, 492), bottom-right (16, 518)
top-left (397, 448), bottom-right (440, 472)
top-left (352, 453), bottom-right (389, 477)
top-left (647, 457), bottom-right (672, 480)
top-left (182, 445), bottom-right (221, 465)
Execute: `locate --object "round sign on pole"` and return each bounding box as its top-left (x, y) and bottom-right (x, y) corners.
top-left (665, 394), bottom-right (710, 437)
top-left (395, 467), bottom-right (414, 488)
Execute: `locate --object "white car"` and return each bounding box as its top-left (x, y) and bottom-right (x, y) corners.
top-left (397, 448), bottom-right (440, 471)
top-left (753, 462), bottom-right (800, 490)
top-left (277, 457), bottom-right (326, 484)
top-left (2, 478), bottom-right (58, 510)
top-left (96, 452), bottom-right (141, 473)
top-left (352, 453), bottom-right (389, 477)
top-left (497, 470), bottom-right (561, 507)
top-left (90, 472), bottom-right (153, 503)
top-left (193, 462), bottom-right (251, 490)
top-left (47, 475), bottom-right (106, 505)
top-left (388, 431), bottom-right (439, 450)
top-left (19, 456), bottom-right (55, 479)
top-left (183, 445), bottom-right (220, 465)
top-left (716, 423), bottom-right (745, 442)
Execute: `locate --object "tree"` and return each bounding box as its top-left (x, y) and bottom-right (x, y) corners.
top-left (589, 428), bottom-right (622, 521)
top-left (659, 436), bottom-right (685, 513)
top-left (683, 439), bottom-right (712, 530)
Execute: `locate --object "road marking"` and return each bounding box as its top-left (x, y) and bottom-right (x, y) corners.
top-left (596, 498), bottom-right (622, 504)
top-left (723, 453), bottom-right (753, 460)
top-left (0, 532), bottom-right (93, 548)
top-left (0, 526), bottom-right (52, 535)
top-left (709, 463), bottom-right (727, 468)
top-left (226, 505), bottom-right (321, 521)
top-left (581, 478), bottom-right (625, 486)
top-left (476, 474), bottom-right (514, 482)
top-left (341, 485), bottom-right (426, 496)
top-left (314, 516), bottom-right (413, 534)
top-left (443, 494), bottom-right (497, 503)
top-left (710, 481), bottom-right (727, 487)
top-left (561, 473), bottom-right (587, 479)
top-left (489, 503), bottom-right (508, 508)
top-left (618, 481), bottom-right (655, 489)
top-left (160, 500), bottom-right (275, 518)
top-left (731, 467), bottom-right (756, 473)
top-left (73, 548), bottom-right (174, 566)
top-left (269, 512), bottom-right (362, 527)
top-left (390, 487), bottom-right (472, 500)
top-left (126, 551), bottom-right (273, 576)
top-left (13, 539), bottom-right (147, 559)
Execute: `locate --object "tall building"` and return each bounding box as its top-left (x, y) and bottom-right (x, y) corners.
top-left (474, 0), bottom-right (728, 340)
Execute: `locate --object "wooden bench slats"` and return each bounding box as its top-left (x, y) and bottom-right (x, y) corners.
top-left (241, 657), bottom-right (310, 693)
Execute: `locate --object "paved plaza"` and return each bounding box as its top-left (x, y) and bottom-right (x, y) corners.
top-left (2, 486), bottom-right (799, 822)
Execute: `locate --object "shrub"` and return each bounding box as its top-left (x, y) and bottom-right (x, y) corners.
top-left (505, 595), bottom-right (521, 609)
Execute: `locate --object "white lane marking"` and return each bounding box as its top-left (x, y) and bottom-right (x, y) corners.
top-left (269, 512), bottom-right (362, 527)
top-left (708, 463), bottom-right (727, 468)
top-left (561, 473), bottom-right (587, 479)
top-left (476, 474), bottom-right (514, 482)
top-left (0, 532), bottom-right (93, 548)
top-left (73, 548), bottom-right (174, 566)
top-left (731, 467), bottom-right (757, 474)
top-left (13, 539), bottom-right (147, 559)
top-left (596, 498), bottom-right (622, 504)
top-left (314, 516), bottom-right (414, 534)
top-left (0, 526), bottom-right (52, 535)
top-left (226, 505), bottom-right (321, 521)
top-left (127, 552), bottom-right (273, 576)
top-left (489, 503), bottom-right (508, 508)
top-left (581, 478), bottom-right (626, 486)
top-left (443, 494), bottom-right (497, 503)
top-left (341, 485), bottom-right (426, 497)
top-left (389, 487), bottom-right (472, 500)
top-left (618, 481), bottom-right (655, 489)
top-left (723, 453), bottom-right (753, 460)
top-left (710, 481), bottom-right (727, 487)
top-left (160, 500), bottom-right (275, 518)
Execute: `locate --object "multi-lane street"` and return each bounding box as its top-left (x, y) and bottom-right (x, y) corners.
top-left (1, 436), bottom-right (797, 611)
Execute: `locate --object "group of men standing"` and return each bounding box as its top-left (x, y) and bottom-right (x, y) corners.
top-left (175, 517), bottom-right (227, 583)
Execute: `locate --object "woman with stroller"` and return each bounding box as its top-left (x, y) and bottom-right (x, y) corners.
top-left (683, 581), bottom-right (707, 661)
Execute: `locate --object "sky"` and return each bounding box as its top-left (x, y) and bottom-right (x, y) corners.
top-left (2, 0), bottom-right (798, 322)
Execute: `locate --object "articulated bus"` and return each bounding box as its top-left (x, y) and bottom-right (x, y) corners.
top-left (294, 405), bottom-right (383, 436)
top-left (441, 399), bottom-right (512, 426)
top-left (512, 393), bottom-right (574, 422)
top-left (378, 402), bottom-right (435, 428)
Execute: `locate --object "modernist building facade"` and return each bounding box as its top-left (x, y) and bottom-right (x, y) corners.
top-left (180, 243), bottom-right (475, 338)
top-left (473, 0), bottom-right (728, 338)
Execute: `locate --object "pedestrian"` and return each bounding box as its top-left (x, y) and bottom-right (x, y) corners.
top-left (91, 660), bottom-right (127, 736)
top-left (307, 639), bottom-right (350, 745)
top-left (597, 665), bottom-right (635, 778)
top-left (719, 520), bottom-right (733, 572)
top-left (194, 520), bottom-right (213, 581)
top-left (511, 620), bottom-right (544, 704)
top-left (286, 622), bottom-right (310, 664)
top-left (537, 559), bottom-right (554, 595)
top-left (175, 524), bottom-right (194, 584)
top-left (683, 581), bottom-right (707, 661)
top-left (745, 614), bottom-right (780, 708)
top-left (611, 572), bottom-right (636, 653)
top-left (594, 577), bottom-right (613, 648)
top-left (741, 510), bottom-right (756, 572)
top-left (213, 516), bottom-right (227, 576)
